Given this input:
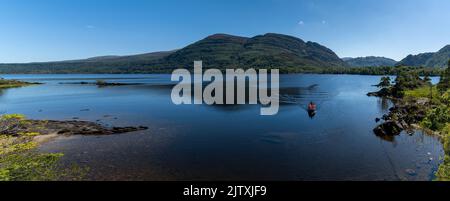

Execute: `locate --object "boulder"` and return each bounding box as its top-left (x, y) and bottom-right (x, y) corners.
top-left (373, 120), bottom-right (403, 136)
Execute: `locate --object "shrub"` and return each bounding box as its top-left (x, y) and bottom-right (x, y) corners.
top-left (420, 105), bottom-right (450, 131)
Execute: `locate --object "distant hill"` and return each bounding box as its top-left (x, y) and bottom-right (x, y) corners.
top-left (426, 45), bottom-right (450, 67)
top-left (0, 51), bottom-right (176, 74)
top-left (343, 56), bottom-right (397, 67)
top-left (396, 53), bottom-right (435, 67)
top-left (0, 33), bottom-right (347, 74)
top-left (397, 45), bottom-right (450, 68)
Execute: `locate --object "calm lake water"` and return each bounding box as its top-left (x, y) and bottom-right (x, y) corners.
top-left (0, 74), bottom-right (444, 181)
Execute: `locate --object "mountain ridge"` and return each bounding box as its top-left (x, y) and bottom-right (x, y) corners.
top-left (397, 45), bottom-right (450, 68)
top-left (0, 33), bottom-right (347, 74)
top-left (343, 56), bottom-right (397, 67)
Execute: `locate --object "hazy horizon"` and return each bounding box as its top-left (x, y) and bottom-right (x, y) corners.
top-left (1, 0), bottom-right (449, 63)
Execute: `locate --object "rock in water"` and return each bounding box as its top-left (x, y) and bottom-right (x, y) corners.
top-left (405, 169), bottom-right (417, 176)
top-left (367, 88), bottom-right (391, 97)
top-left (1, 119), bottom-right (148, 136)
top-left (373, 120), bottom-right (403, 136)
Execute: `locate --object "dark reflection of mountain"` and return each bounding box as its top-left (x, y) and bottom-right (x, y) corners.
top-left (175, 82), bottom-right (333, 112)
top-left (72, 80), bottom-right (335, 113)
top-left (279, 85), bottom-right (331, 104)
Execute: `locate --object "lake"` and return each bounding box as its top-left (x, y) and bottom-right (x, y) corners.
top-left (0, 74), bottom-right (444, 180)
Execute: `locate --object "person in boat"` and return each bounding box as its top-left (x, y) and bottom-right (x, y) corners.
top-left (307, 102), bottom-right (317, 118)
top-left (308, 102), bottom-right (317, 111)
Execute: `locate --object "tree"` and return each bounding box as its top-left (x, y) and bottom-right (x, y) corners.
top-left (423, 75), bottom-right (433, 99)
top-left (437, 60), bottom-right (450, 93)
top-left (377, 76), bottom-right (391, 88)
top-left (423, 75), bottom-right (432, 85)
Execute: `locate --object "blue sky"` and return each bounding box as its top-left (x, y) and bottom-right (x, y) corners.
top-left (0, 0), bottom-right (449, 63)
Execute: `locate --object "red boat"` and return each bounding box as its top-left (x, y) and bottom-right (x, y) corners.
top-left (308, 102), bottom-right (317, 112)
top-left (307, 102), bottom-right (317, 118)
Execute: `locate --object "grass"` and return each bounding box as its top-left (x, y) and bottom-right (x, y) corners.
top-left (404, 85), bottom-right (439, 100)
top-left (0, 114), bottom-right (86, 181)
top-left (404, 85), bottom-right (445, 107)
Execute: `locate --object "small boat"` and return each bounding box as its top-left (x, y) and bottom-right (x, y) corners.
top-left (307, 103), bottom-right (317, 111)
top-left (307, 102), bottom-right (317, 118)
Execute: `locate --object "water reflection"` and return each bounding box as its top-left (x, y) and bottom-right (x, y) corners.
top-left (0, 74), bottom-right (444, 181)
top-left (377, 97), bottom-right (391, 113)
top-left (375, 132), bottom-right (396, 142)
top-left (307, 110), bottom-right (316, 118)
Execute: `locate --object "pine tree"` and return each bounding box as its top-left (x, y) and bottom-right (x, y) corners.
top-left (377, 76), bottom-right (391, 88)
top-left (437, 60), bottom-right (450, 93)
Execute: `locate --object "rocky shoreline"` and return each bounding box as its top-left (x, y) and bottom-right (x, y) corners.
top-left (372, 98), bottom-right (429, 136)
top-left (1, 118), bottom-right (148, 137)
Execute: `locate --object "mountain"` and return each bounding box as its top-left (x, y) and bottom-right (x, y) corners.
top-left (426, 45), bottom-right (450, 67)
top-left (0, 33), bottom-right (347, 74)
top-left (162, 33), bottom-right (347, 70)
top-left (343, 56), bottom-right (397, 67)
top-left (397, 52), bottom-right (435, 67)
top-left (397, 45), bottom-right (450, 68)
top-left (0, 50), bottom-right (176, 74)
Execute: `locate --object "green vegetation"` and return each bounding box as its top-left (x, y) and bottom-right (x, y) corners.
top-left (399, 60), bottom-right (450, 181)
top-left (392, 70), bottom-right (429, 97)
top-left (368, 66), bottom-right (435, 98)
top-left (404, 86), bottom-right (439, 101)
top-left (316, 65), bottom-right (442, 76)
top-left (430, 89), bottom-right (450, 181)
top-left (436, 123), bottom-right (450, 180)
top-left (370, 59), bottom-right (449, 180)
top-left (377, 76), bottom-right (392, 88)
top-left (0, 78), bottom-right (36, 89)
top-left (0, 114), bottom-right (86, 181)
top-left (420, 102), bottom-right (449, 131)
top-left (437, 60), bottom-right (450, 93)
top-left (343, 56), bottom-right (397, 67)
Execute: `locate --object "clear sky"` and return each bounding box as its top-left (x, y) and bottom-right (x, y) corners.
top-left (0, 0), bottom-right (449, 63)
